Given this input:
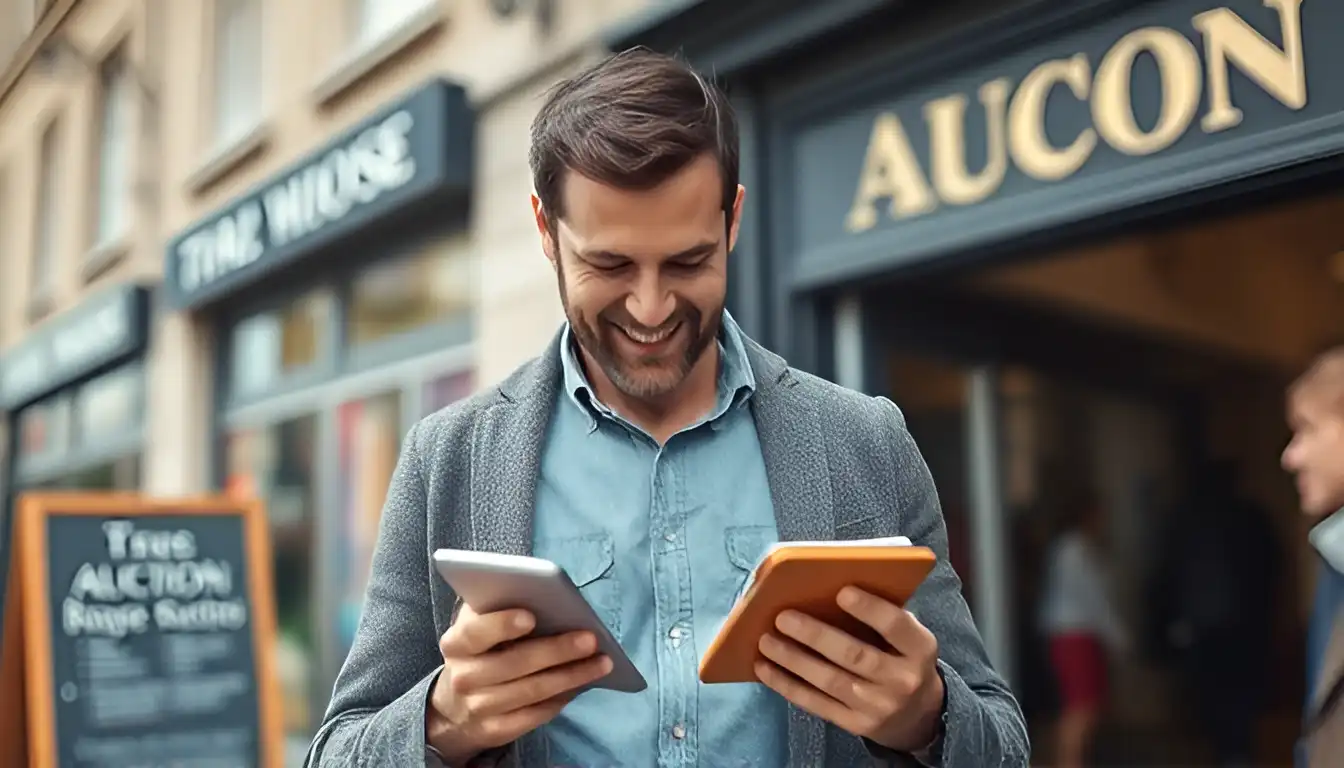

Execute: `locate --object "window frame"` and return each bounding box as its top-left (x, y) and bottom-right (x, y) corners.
top-left (208, 0), bottom-right (264, 152)
top-left (30, 115), bottom-right (62, 313)
top-left (92, 44), bottom-right (134, 250)
top-left (350, 0), bottom-right (437, 50)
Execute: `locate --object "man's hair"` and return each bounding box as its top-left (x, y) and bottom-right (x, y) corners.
top-left (528, 47), bottom-right (739, 233)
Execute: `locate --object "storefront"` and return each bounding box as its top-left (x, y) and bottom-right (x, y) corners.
top-left (162, 77), bottom-right (475, 757)
top-left (0, 283), bottom-right (152, 508)
top-left (618, 0), bottom-right (1329, 761)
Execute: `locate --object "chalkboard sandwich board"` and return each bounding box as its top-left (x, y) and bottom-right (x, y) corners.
top-left (0, 493), bottom-right (283, 767)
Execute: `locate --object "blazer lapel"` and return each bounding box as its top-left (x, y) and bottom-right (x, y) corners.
top-left (467, 332), bottom-right (563, 558)
top-left (747, 339), bottom-right (835, 544)
top-left (746, 338), bottom-right (835, 766)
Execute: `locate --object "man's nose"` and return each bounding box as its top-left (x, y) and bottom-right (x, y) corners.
top-left (626, 272), bottom-right (676, 328)
top-left (1282, 443), bottom-right (1298, 471)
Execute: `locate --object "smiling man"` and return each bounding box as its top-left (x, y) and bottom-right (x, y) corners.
top-left (307, 48), bottom-right (1028, 767)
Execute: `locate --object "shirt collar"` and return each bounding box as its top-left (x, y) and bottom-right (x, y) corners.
top-left (560, 310), bottom-right (757, 432)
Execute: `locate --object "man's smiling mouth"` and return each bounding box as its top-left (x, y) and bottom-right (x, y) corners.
top-left (616, 323), bottom-right (680, 345)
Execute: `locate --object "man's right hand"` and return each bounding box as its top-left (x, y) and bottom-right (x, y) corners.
top-left (426, 604), bottom-right (613, 764)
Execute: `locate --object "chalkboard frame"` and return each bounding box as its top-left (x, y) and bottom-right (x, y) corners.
top-left (4, 492), bottom-right (283, 767)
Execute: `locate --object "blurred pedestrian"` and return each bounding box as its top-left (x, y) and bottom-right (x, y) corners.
top-left (1154, 459), bottom-right (1279, 768)
top-left (1038, 492), bottom-right (1129, 768)
top-left (1282, 347), bottom-right (1344, 766)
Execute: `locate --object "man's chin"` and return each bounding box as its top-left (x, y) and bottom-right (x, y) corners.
top-left (609, 365), bottom-right (687, 400)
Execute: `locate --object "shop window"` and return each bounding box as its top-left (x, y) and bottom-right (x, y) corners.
top-left (31, 454), bottom-right (140, 491)
top-left (335, 390), bottom-right (402, 660)
top-left (223, 413), bottom-right (318, 745)
top-left (17, 396), bottom-right (72, 465)
top-left (347, 232), bottom-right (472, 348)
top-left (228, 289), bottom-right (333, 399)
top-left (73, 364), bottom-right (143, 446)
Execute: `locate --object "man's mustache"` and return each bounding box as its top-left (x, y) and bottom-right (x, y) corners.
top-left (598, 305), bottom-right (699, 335)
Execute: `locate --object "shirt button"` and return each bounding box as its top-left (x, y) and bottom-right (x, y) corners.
top-left (672, 724), bottom-right (686, 740)
top-left (664, 530), bottom-right (676, 542)
top-left (668, 627), bottom-right (683, 640)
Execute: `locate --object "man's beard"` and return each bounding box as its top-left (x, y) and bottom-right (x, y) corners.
top-left (557, 265), bottom-right (720, 401)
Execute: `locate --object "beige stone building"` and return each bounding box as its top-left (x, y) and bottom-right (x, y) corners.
top-left (0, 0), bottom-right (654, 754)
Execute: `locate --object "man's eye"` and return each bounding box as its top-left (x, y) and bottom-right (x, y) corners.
top-left (669, 260), bottom-right (706, 271)
top-left (593, 262), bottom-right (629, 273)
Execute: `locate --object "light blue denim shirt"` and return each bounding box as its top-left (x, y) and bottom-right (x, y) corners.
top-left (531, 311), bottom-right (789, 767)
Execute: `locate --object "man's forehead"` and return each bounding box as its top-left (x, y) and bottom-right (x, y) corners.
top-left (1291, 365), bottom-right (1344, 420)
top-left (556, 215), bottom-right (721, 258)
top-left (559, 156), bottom-right (726, 225)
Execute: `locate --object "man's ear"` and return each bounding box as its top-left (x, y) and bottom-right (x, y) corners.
top-left (727, 184), bottom-right (746, 252)
top-left (531, 194), bottom-right (557, 267)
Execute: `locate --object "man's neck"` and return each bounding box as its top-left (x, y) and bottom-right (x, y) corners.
top-left (583, 345), bottom-right (721, 444)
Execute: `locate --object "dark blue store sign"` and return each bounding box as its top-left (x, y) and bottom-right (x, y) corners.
top-left (0, 285), bottom-right (150, 412)
top-left (163, 78), bottom-right (473, 310)
top-left (785, 0), bottom-right (1337, 288)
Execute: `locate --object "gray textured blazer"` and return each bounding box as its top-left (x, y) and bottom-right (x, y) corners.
top-left (307, 330), bottom-right (1029, 767)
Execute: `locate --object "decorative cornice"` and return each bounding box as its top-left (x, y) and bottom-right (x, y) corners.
top-left (0, 0), bottom-right (80, 112)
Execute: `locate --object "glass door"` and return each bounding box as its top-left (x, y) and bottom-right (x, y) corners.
top-left (223, 412), bottom-right (320, 762)
top-left (883, 351), bottom-right (1019, 724)
top-left (885, 353), bottom-right (978, 603)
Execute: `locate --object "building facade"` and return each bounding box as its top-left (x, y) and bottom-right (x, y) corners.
top-left (0, 0), bottom-right (163, 509)
top-left (0, 0), bottom-right (658, 757)
top-left (623, 0), bottom-right (1329, 762)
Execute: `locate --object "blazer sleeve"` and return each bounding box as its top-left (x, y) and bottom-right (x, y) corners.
top-left (869, 397), bottom-right (1031, 768)
top-left (305, 421), bottom-right (449, 767)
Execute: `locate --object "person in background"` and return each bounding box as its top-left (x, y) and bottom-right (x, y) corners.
top-left (1154, 459), bottom-right (1280, 768)
top-left (1282, 348), bottom-right (1344, 766)
top-left (1038, 492), bottom-right (1129, 768)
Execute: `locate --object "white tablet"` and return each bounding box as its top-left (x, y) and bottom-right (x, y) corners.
top-left (432, 548), bottom-right (646, 693)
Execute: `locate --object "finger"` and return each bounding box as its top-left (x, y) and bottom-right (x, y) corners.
top-left (758, 633), bottom-right (874, 711)
top-left (468, 654), bottom-right (613, 715)
top-left (455, 631), bottom-right (598, 689)
top-left (774, 609), bottom-right (896, 683)
top-left (837, 587), bottom-right (936, 658)
top-left (441, 609), bottom-right (536, 658)
top-left (755, 660), bottom-right (867, 736)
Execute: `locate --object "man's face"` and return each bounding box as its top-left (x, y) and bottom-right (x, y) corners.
top-left (1283, 386), bottom-right (1344, 518)
top-left (533, 154), bottom-right (743, 402)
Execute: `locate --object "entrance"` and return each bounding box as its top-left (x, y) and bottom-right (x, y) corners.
top-left (868, 188), bottom-right (1337, 765)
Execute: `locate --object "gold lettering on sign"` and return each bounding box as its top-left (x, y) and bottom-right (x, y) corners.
top-left (1194, 0), bottom-right (1307, 133)
top-left (1092, 27), bottom-right (1203, 156)
top-left (1008, 54), bottom-right (1098, 181)
top-left (845, 113), bottom-right (937, 233)
top-left (924, 78), bottom-right (1012, 205)
top-left (846, 0), bottom-right (1310, 233)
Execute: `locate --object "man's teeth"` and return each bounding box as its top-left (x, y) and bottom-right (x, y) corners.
top-left (622, 324), bottom-right (676, 344)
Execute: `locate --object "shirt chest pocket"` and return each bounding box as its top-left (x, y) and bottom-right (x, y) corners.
top-left (538, 533), bottom-right (623, 639)
top-left (724, 525), bottom-right (777, 606)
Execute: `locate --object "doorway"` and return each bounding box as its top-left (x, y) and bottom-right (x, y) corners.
top-left (863, 186), bottom-right (1337, 765)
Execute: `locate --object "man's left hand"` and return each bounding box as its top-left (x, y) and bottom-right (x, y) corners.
top-left (754, 586), bottom-right (945, 753)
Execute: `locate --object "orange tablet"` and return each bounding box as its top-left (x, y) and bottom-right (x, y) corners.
top-left (699, 543), bottom-right (937, 684)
